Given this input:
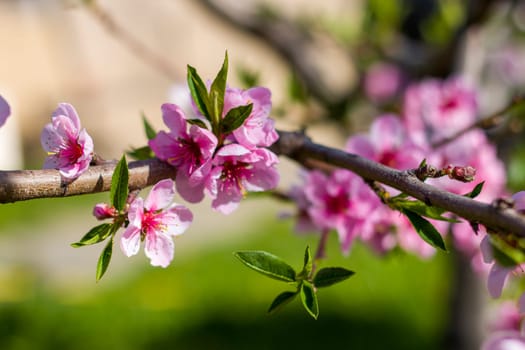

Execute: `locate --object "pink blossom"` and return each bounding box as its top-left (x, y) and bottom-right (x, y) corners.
top-left (120, 179), bottom-right (193, 268)
top-left (346, 114), bottom-right (426, 171)
top-left (149, 103), bottom-right (218, 203)
top-left (482, 332), bottom-right (525, 350)
top-left (488, 301), bottom-right (523, 334)
top-left (224, 87), bottom-right (278, 149)
top-left (0, 95), bottom-right (10, 127)
top-left (40, 103), bottom-right (94, 180)
top-left (403, 77), bottom-right (478, 143)
top-left (205, 144), bottom-right (279, 215)
top-left (303, 169), bottom-right (380, 253)
top-left (93, 203), bottom-right (117, 220)
top-left (364, 62), bottom-right (402, 103)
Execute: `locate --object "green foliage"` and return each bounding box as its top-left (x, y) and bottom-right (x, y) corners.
top-left (300, 280), bottom-right (319, 319)
top-left (392, 198), bottom-right (458, 223)
top-left (127, 146), bottom-right (154, 160)
top-left (96, 237), bottom-right (114, 282)
top-left (235, 245), bottom-right (355, 319)
top-left (185, 53), bottom-right (253, 141)
top-left (313, 267), bottom-right (355, 288)
top-left (463, 182), bottom-right (484, 199)
top-left (236, 66), bottom-right (260, 88)
top-left (402, 210), bottom-right (447, 251)
top-left (489, 234), bottom-right (525, 267)
top-left (234, 251), bottom-right (296, 282)
top-left (142, 113), bottom-right (157, 140)
top-left (110, 155), bottom-right (129, 212)
top-left (71, 223), bottom-right (113, 247)
top-left (221, 104), bottom-right (253, 134)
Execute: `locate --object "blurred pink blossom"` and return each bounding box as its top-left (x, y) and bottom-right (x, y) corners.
top-left (482, 331), bottom-right (525, 350)
top-left (346, 114), bottom-right (425, 171)
top-left (364, 62), bottom-right (402, 103)
top-left (403, 77), bottom-right (478, 144)
top-left (40, 103), bottom-right (94, 180)
top-left (302, 169), bottom-right (380, 253)
top-left (120, 179), bottom-right (193, 268)
top-left (0, 95), bottom-right (10, 127)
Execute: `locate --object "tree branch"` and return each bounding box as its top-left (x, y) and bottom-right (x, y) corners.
top-left (0, 158), bottom-right (174, 203)
top-left (1, 130), bottom-right (524, 238)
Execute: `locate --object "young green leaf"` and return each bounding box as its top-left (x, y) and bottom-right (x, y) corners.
top-left (127, 146), bottom-right (154, 160)
top-left (463, 181), bottom-right (485, 199)
top-left (402, 209), bottom-right (447, 251)
top-left (110, 155), bottom-right (129, 212)
top-left (71, 223), bottom-right (113, 248)
top-left (96, 238), bottom-right (113, 282)
top-left (221, 103), bottom-right (253, 134)
top-left (298, 245), bottom-right (313, 279)
top-left (186, 118), bottom-right (208, 129)
top-left (187, 65), bottom-right (211, 120)
top-left (142, 113), bottom-right (157, 140)
top-left (393, 199), bottom-right (459, 222)
top-left (300, 281), bottom-right (319, 320)
top-left (313, 267), bottom-right (355, 288)
top-left (267, 290), bottom-right (298, 314)
top-left (234, 251), bottom-right (296, 282)
top-left (210, 52), bottom-right (228, 122)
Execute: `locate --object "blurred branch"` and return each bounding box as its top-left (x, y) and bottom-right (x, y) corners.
top-left (433, 94), bottom-right (525, 148)
top-left (3, 130), bottom-right (524, 238)
top-left (84, 1), bottom-right (181, 80)
top-left (196, 0), bottom-right (355, 115)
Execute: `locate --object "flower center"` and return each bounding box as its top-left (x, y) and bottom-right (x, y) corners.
top-left (326, 191), bottom-right (350, 214)
top-left (60, 139), bottom-right (84, 163)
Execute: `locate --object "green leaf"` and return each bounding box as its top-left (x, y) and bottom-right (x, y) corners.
top-left (110, 155), bottom-right (129, 212)
top-left (96, 238), bottom-right (113, 282)
top-left (490, 234), bottom-right (525, 267)
top-left (298, 245), bottom-right (312, 279)
top-left (300, 281), bottom-right (319, 320)
top-left (210, 52), bottom-right (228, 122)
top-left (313, 267), bottom-right (355, 288)
top-left (393, 199), bottom-right (458, 222)
top-left (221, 103), bottom-right (253, 134)
top-left (142, 113), bottom-right (157, 140)
top-left (186, 118), bottom-right (208, 129)
top-left (71, 223), bottom-right (113, 247)
top-left (463, 181), bottom-right (485, 199)
top-left (402, 209), bottom-right (447, 251)
top-left (127, 146), bottom-right (154, 160)
top-left (267, 290), bottom-right (298, 314)
top-left (187, 65), bottom-right (211, 120)
top-left (234, 251), bottom-right (296, 282)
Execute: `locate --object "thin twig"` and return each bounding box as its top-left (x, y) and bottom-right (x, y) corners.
top-left (432, 95), bottom-right (525, 148)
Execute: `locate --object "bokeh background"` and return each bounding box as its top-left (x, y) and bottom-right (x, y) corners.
top-left (1, 0), bottom-right (525, 349)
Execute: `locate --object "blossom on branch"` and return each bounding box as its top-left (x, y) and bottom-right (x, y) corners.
top-left (206, 144), bottom-right (279, 215)
top-left (149, 103), bottom-right (218, 203)
top-left (224, 86), bottom-right (278, 149)
top-left (40, 103), bottom-right (94, 180)
top-left (120, 179), bottom-right (193, 268)
top-left (0, 94), bottom-right (10, 127)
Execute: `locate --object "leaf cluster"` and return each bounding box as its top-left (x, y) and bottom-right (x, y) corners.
top-left (235, 246), bottom-right (354, 319)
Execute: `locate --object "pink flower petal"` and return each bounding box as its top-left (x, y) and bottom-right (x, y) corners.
top-left (120, 225), bottom-right (142, 257)
top-left (161, 103), bottom-right (187, 136)
top-left (482, 331), bottom-right (525, 350)
top-left (162, 205), bottom-right (193, 236)
top-left (488, 263), bottom-right (512, 298)
top-left (53, 103), bottom-right (81, 133)
top-left (144, 232), bottom-right (174, 268)
top-left (145, 179), bottom-right (175, 211)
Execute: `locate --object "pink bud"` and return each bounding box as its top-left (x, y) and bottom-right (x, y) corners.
top-left (448, 165), bottom-right (476, 182)
top-left (93, 203), bottom-right (117, 220)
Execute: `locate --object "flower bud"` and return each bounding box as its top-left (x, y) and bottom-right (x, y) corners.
top-left (93, 203), bottom-right (117, 220)
top-left (448, 165), bottom-right (476, 182)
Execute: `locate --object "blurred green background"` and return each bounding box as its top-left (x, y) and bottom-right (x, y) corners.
top-left (0, 195), bottom-right (451, 350)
